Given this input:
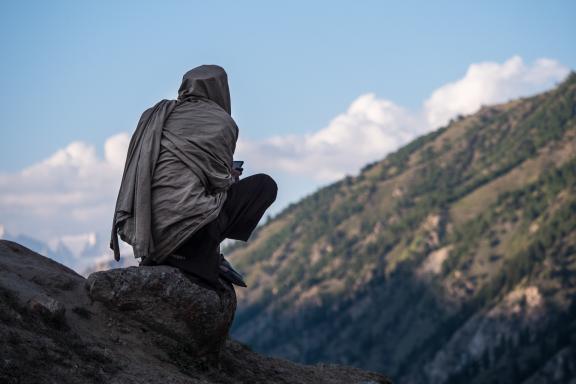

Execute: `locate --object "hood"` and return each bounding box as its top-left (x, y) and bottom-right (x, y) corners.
top-left (177, 65), bottom-right (231, 114)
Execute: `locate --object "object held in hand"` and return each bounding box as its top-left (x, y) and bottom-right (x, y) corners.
top-left (232, 160), bottom-right (244, 182)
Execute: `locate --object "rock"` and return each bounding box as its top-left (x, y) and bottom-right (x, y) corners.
top-left (0, 240), bottom-right (391, 383)
top-left (86, 266), bottom-right (236, 362)
top-left (27, 293), bottom-right (66, 326)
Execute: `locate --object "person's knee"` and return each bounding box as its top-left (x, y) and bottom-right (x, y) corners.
top-left (254, 173), bottom-right (278, 203)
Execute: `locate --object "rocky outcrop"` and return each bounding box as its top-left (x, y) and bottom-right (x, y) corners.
top-left (86, 266), bottom-right (236, 364)
top-left (0, 240), bottom-right (391, 384)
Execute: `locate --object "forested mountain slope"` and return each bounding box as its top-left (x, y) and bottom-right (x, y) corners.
top-left (227, 73), bottom-right (576, 384)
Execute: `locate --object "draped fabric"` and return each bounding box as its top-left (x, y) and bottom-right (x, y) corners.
top-left (110, 65), bottom-right (238, 265)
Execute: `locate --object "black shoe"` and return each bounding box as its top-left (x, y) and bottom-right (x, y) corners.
top-left (219, 255), bottom-right (247, 287)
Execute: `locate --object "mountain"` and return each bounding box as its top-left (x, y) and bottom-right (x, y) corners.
top-left (0, 240), bottom-right (390, 384)
top-left (227, 73), bottom-right (576, 383)
top-left (0, 224), bottom-right (76, 267)
top-left (0, 224), bottom-right (137, 274)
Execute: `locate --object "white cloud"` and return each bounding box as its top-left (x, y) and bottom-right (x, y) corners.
top-left (0, 133), bottom-right (129, 256)
top-left (105, 133), bottom-right (131, 167)
top-left (424, 56), bottom-right (569, 128)
top-left (236, 94), bottom-right (427, 182)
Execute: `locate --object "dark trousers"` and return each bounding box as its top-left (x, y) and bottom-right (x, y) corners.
top-left (164, 173), bottom-right (277, 288)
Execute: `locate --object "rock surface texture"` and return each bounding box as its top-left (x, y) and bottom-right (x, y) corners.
top-left (0, 240), bottom-right (391, 384)
top-left (86, 266), bottom-right (236, 363)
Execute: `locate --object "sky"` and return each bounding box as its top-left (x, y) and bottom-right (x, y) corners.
top-left (0, 0), bottom-right (575, 270)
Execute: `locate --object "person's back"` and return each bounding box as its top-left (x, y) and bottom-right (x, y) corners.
top-left (111, 65), bottom-right (277, 290)
top-left (149, 68), bottom-right (239, 267)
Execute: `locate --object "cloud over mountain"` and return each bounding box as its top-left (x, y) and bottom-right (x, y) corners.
top-left (424, 56), bottom-right (569, 128)
top-left (0, 133), bottom-right (130, 266)
top-left (236, 56), bottom-right (569, 182)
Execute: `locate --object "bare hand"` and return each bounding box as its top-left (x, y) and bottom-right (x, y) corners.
top-left (231, 168), bottom-right (243, 182)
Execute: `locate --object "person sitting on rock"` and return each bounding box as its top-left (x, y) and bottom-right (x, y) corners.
top-left (110, 65), bottom-right (277, 290)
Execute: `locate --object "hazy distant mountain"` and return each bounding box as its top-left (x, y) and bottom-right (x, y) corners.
top-left (227, 74), bottom-right (576, 383)
top-left (0, 224), bottom-right (131, 274)
top-left (0, 224), bottom-right (75, 267)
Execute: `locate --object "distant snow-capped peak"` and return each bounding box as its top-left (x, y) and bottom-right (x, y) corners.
top-left (48, 232), bottom-right (99, 259)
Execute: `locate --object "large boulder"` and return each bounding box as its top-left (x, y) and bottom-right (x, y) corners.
top-left (86, 266), bottom-right (236, 362)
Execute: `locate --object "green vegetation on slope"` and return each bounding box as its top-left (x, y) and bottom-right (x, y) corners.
top-left (228, 73), bottom-right (576, 383)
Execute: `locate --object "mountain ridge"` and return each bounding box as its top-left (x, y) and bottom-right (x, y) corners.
top-left (227, 73), bottom-right (576, 383)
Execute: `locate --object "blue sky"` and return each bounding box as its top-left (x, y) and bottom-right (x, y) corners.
top-left (0, 1), bottom-right (575, 269)
top-left (1, 0), bottom-right (574, 171)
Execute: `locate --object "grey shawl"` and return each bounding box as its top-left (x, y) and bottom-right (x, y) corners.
top-left (110, 65), bottom-right (238, 264)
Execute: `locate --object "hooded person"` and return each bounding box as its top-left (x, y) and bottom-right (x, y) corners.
top-left (110, 65), bottom-right (277, 289)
